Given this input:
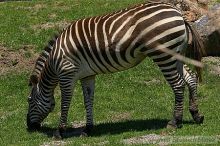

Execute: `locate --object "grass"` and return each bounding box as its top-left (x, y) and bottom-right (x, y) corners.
top-left (0, 0), bottom-right (220, 145)
top-left (0, 0), bottom-right (146, 51)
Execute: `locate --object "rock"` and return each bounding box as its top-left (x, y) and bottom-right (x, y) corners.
top-left (195, 3), bottom-right (220, 56)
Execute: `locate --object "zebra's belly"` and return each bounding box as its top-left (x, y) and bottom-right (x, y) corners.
top-left (80, 53), bottom-right (146, 76)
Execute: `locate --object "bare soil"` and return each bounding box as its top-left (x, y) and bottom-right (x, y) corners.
top-left (31, 21), bottom-right (70, 31)
top-left (0, 45), bottom-right (38, 76)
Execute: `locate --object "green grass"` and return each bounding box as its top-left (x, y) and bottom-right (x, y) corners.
top-left (0, 0), bottom-right (220, 146)
top-left (0, 0), bottom-right (145, 50)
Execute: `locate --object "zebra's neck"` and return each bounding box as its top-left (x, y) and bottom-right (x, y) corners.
top-left (31, 35), bottom-right (60, 110)
top-left (36, 63), bottom-right (58, 112)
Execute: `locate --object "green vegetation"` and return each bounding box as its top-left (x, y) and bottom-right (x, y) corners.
top-left (0, 0), bottom-right (145, 50)
top-left (0, 0), bottom-right (220, 145)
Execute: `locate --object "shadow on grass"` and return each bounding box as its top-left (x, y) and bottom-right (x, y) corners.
top-left (36, 119), bottom-right (195, 139)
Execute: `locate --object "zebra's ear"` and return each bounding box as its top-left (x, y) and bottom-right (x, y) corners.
top-left (29, 74), bottom-right (39, 86)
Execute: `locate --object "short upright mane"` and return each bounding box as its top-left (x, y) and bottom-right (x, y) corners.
top-left (31, 34), bottom-right (59, 77)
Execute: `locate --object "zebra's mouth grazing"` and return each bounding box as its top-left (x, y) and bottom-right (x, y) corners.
top-left (26, 114), bottom-right (41, 131)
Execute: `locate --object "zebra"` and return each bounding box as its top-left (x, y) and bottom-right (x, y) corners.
top-left (27, 2), bottom-right (205, 138)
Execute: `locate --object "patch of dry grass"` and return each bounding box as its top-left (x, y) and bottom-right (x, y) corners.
top-left (31, 21), bottom-right (70, 31)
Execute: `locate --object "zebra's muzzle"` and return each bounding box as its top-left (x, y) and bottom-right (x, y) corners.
top-left (26, 114), bottom-right (41, 131)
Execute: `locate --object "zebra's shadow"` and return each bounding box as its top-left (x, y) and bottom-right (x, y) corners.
top-left (39, 119), bottom-right (194, 138)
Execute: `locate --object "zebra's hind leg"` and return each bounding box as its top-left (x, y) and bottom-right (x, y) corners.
top-left (80, 76), bottom-right (95, 136)
top-left (156, 60), bottom-right (185, 129)
top-left (183, 65), bottom-right (204, 124)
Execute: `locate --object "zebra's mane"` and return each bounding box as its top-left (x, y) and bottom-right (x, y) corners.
top-left (31, 33), bottom-right (59, 79)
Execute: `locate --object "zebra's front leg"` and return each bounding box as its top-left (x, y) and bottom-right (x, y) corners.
top-left (54, 78), bottom-right (75, 139)
top-left (80, 76), bottom-right (95, 136)
top-left (183, 65), bottom-right (204, 124)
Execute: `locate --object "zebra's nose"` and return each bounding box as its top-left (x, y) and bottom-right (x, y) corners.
top-left (27, 114), bottom-right (41, 131)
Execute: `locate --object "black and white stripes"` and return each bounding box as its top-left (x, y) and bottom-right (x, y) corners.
top-left (27, 2), bottom-right (204, 135)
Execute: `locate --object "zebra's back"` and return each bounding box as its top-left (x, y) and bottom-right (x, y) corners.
top-left (55, 2), bottom-right (187, 77)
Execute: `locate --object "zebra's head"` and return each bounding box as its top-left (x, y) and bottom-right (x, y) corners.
top-left (27, 74), bottom-right (55, 131)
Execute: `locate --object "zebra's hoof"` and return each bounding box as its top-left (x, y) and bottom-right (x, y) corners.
top-left (167, 120), bottom-right (182, 129)
top-left (190, 110), bottom-right (204, 124)
top-left (80, 131), bottom-right (88, 137)
top-left (53, 129), bottom-right (62, 140)
top-left (53, 128), bottom-right (65, 140)
top-left (194, 115), bottom-right (204, 124)
top-left (80, 125), bottom-right (93, 137)
top-left (167, 122), bottom-right (178, 129)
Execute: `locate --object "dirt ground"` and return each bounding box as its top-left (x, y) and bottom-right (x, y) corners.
top-left (0, 45), bottom-right (38, 75)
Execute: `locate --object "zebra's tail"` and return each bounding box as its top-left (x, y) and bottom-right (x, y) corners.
top-left (184, 20), bottom-right (206, 82)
